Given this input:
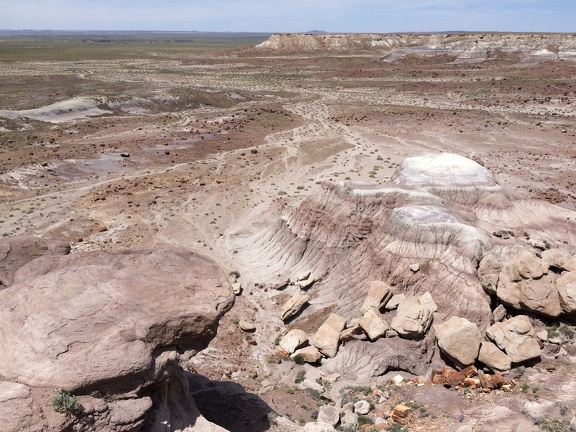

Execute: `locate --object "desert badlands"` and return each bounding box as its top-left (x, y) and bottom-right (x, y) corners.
top-left (0, 31), bottom-right (576, 431)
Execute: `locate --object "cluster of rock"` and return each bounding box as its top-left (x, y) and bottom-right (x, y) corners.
top-left (279, 280), bottom-right (438, 363)
top-left (279, 276), bottom-right (544, 374)
top-left (479, 247), bottom-right (576, 318)
top-left (434, 314), bottom-right (541, 373)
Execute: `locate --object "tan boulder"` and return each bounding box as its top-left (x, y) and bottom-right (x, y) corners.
top-left (500, 248), bottom-right (549, 281)
top-left (496, 249), bottom-right (560, 317)
top-left (281, 294), bottom-right (309, 321)
top-left (360, 280), bottom-right (392, 314)
top-left (557, 272), bottom-right (576, 314)
top-left (434, 316), bottom-right (482, 367)
top-left (492, 304), bottom-right (507, 322)
top-left (298, 276), bottom-right (317, 290)
top-left (564, 256), bottom-right (576, 272)
top-left (478, 341), bottom-right (512, 372)
top-left (292, 346), bottom-right (322, 363)
top-left (486, 315), bottom-right (540, 363)
top-left (340, 321), bottom-right (368, 342)
top-left (541, 248), bottom-right (573, 271)
top-left (391, 295), bottom-right (434, 339)
top-left (358, 309), bottom-right (389, 341)
top-left (313, 314), bottom-right (347, 358)
top-left (385, 293), bottom-right (405, 310)
top-left (279, 329), bottom-right (308, 354)
top-left (478, 254), bottom-right (502, 295)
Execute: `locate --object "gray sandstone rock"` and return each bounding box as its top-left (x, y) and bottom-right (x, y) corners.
top-left (434, 316), bottom-right (482, 367)
top-left (478, 341), bottom-right (511, 372)
top-left (239, 319), bottom-right (256, 332)
top-left (313, 314), bottom-right (347, 358)
top-left (281, 294), bottom-right (309, 321)
top-left (0, 381), bottom-right (33, 432)
top-left (358, 309), bottom-right (389, 341)
top-left (296, 270), bottom-right (311, 281)
top-left (318, 405), bottom-right (340, 427)
top-left (354, 400), bottom-right (371, 415)
top-left (280, 329), bottom-right (308, 353)
top-left (298, 277), bottom-right (317, 290)
top-left (419, 291), bottom-right (438, 312)
top-left (340, 410), bottom-right (358, 428)
top-left (109, 397), bottom-right (152, 431)
top-left (231, 282), bottom-right (242, 295)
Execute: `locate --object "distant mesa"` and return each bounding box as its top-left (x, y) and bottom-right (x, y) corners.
top-left (254, 32), bottom-right (576, 63)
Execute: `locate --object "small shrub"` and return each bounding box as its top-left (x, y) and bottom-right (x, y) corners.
top-left (52, 390), bottom-right (78, 413)
top-left (357, 415), bottom-right (374, 426)
top-left (295, 370), bottom-right (306, 384)
top-left (559, 325), bottom-right (575, 339)
top-left (293, 354), bottom-right (305, 365)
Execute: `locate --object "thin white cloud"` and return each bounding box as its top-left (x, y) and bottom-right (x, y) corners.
top-left (0, 0), bottom-right (572, 32)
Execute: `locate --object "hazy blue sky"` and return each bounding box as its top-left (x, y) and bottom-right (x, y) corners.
top-left (1, 0), bottom-right (574, 33)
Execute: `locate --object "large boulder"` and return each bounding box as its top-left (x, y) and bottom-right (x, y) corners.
top-left (313, 314), bottom-right (347, 358)
top-left (281, 294), bottom-right (309, 321)
top-left (557, 272), bottom-right (576, 315)
top-left (478, 254), bottom-right (501, 295)
top-left (391, 295), bottom-right (434, 339)
top-left (280, 294), bottom-right (310, 321)
top-left (496, 249), bottom-right (561, 317)
top-left (541, 249), bottom-right (574, 271)
top-left (280, 329), bottom-right (308, 354)
top-left (360, 280), bottom-right (392, 314)
top-left (292, 346), bottom-right (322, 364)
top-left (0, 248), bottom-right (234, 393)
top-left (478, 341), bottom-right (512, 373)
top-left (358, 309), bottom-right (389, 341)
top-left (434, 316), bottom-right (482, 367)
top-left (0, 236), bottom-right (70, 288)
top-left (486, 315), bottom-right (540, 363)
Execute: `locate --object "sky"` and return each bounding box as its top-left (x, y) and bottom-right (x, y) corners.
top-left (1, 0), bottom-right (574, 33)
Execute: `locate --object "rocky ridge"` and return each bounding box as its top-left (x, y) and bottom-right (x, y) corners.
top-left (254, 33), bottom-right (576, 63)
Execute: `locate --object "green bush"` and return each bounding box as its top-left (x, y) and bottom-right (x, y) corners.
top-left (52, 389), bottom-right (79, 413)
top-left (293, 354), bottom-right (305, 365)
top-left (295, 370), bottom-right (306, 384)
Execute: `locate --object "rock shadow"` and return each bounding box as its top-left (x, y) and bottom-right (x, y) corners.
top-left (187, 372), bottom-right (275, 432)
